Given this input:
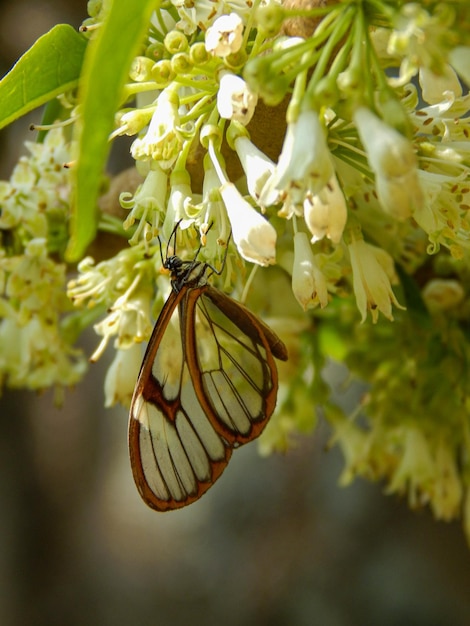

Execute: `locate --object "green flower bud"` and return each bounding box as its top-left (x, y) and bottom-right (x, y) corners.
top-left (164, 30), bottom-right (189, 55)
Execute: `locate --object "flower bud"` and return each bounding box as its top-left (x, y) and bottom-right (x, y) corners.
top-left (292, 232), bottom-right (328, 310)
top-left (220, 182), bottom-right (277, 266)
top-left (233, 135), bottom-right (275, 201)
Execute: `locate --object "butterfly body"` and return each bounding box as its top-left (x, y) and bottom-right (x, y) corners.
top-left (129, 253), bottom-right (287, 511)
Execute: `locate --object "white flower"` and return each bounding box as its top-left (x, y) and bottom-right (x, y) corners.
top-left (92, 290), bottom-right (153, 360)
top-left (220, 182), bottom-right (276, 266)
top-left (374, 171), bottom-right (424, 221)
top-left (327, 407), bottom-right (370, 486)
top-left (130, 89), bottom-right (183, 169)
top-left (431, 437), bottom-right (463, 521)
top-left (233, 135), bottom-right (275, 201)
top-left (205, 13), bottom-right (244, 57)
top-left (419, 65), bottom-right (462, 105)
top-left (354, 106), bottom-right (424, 219)
top-left (217, 72), bottom-right (258, 125)
top-left (292, 232), bottom-right (328, 310)
top-left (260, 109), bottom-right (333, 212)
top-left (354, 106), bottom-right (416, 178)
top-left (104, 344), bottom-right (143, 408)
top-left (413, 168), bottom-right (470, 253)
top-left (171, 0), bottom-right (251, 35)
top-left (347, 234), bottom-right (404, 323)
top-left (162, 171), bottom-right (194, 240)
top-left (422, 279), bottom-right (464, 312)
top-left (387, 3), bottom-right (453, 87)
top-left (303, 175), bottom-right (347, 244)
top-left (386, 428), bottom-right (435, 509)
top-left (120, 166), bottom-right (168, 235)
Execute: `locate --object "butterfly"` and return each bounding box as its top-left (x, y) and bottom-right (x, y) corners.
top-left (129, 226), bottom-right (288, 511)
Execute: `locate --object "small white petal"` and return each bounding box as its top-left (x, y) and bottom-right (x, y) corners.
top-left (217, 73), bottom-right (258, 125)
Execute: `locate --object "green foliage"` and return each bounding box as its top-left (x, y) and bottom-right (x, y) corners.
top-left (0, 25), bottom-right (87, 130)
top-left (68, 0), bottom-right (159, 261)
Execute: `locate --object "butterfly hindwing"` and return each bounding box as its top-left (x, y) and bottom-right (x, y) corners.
top-left (184, 285), bottom-right (285, 444)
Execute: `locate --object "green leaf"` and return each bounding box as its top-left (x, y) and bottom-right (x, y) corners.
top-left (66, 0), bottom-right (159, 262)
top-left (0, 24), bottom-right (87, 130)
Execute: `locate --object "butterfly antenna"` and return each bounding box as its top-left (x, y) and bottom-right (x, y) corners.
top-left (169, 219), bottom-right (183, 257)
top-left (158, 233), bottom-right (165, 265)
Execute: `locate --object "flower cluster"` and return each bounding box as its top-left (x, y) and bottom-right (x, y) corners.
top-left (0, 130), bottom-right (86, 397)
top-left (323, 301), bottom-right (470, 536)
top-left (2, 0), bottom-right (470, 539)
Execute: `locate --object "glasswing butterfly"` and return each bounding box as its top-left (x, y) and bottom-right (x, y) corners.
top-left (129, 225), bottom-right (288, 511)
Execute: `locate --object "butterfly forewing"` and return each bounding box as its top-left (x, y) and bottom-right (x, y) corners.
top-left (129, 260), bottom-right (288, 511)
top-left (129, 288), bottom-right (232, 511)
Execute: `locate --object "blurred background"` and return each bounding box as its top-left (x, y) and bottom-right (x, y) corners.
top-left (1, 2), bottom-right (470, 625)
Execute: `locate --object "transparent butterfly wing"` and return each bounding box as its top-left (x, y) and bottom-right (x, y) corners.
top-left (129, 284), bottom-right (287, 511)
top-left (129, 289), bottom-right (232, 511)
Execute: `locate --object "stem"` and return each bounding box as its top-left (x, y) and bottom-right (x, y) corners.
top-left (308, 5), bottom-right (356, 89)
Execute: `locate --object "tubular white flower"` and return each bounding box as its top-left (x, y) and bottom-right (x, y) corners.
top-left (303, 175), bottom-right (347, 244)
top-left (217, 72), bottom-right (258, 125)
top-left (121, 166), bottom-right (168, 233)
top-left (347, 235), bottom-right (404, 323)
top-left (104, 344), bottom-right (143, 408)
top-left (130, 89), bottom-right (183, 169)
top-left (292, 232), bottom-right (328, 310)
top-left (220, 182), bottom-right (276, 266)
top-left (205, 13), bottom-right (244, 57)
top-left (162, 172), bottom-right (194, 240)
top-left (374, 170), bottom-right (424, 221)
top-left (260, 109), bottom-right (334, 211)
top-left (386, 428), bottom-right (435, 509)
top-left (354, 106), bottom-right (424, 219)
top-left (233, 135), bottom-right (276, 201)
top-left (354, 106), bottom-right (416, 179)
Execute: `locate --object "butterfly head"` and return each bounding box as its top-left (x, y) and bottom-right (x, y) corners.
top-left (164, 254), bottom-right (184, 278)
top-left (164, 254), bottom-right (207, 293)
